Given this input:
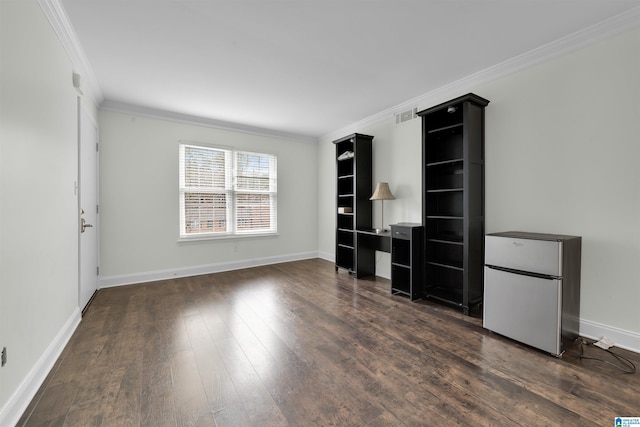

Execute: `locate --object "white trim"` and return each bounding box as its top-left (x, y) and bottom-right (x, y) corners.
top-left (100, 100), bottom-right (318, 144)
top-left (320, 5), bottom-right (640, 143)
top-left (580, 319), bottom-right (640, 354)
top-left (37, 0), bottom-right (317, 143)
top-left (317, 251), bottom-right (334, 263)
top-left (38, 0), bottom-right (640, 145)
top-left (319, 244), bottom-right (640, 351)
top-left (99, 252), bottom-right (319, 288)
top-left (77, 97), bottom-right (101, 311)
top-left (0, 308), bottom-right (81, 427)
top-left (37, 0), bottom-right (103, 105)
top-left (177, 232), bottom-right (279, 243)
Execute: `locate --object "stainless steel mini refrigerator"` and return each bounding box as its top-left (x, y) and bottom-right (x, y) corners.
top-left (483, 232), bottom-right (581, 356)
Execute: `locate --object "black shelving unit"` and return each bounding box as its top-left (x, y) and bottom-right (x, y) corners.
top-left (334, 133), bottom-right (373, 274)
top-left (391, 223), bottom-right (423, 300)
top-left (417, 93), bottom-right (489, 314)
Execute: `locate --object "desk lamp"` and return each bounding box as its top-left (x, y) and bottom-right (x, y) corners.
top-left (370, 182), bottom-right (395, 233)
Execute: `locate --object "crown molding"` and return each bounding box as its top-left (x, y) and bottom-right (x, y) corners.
top-left (36, 0), bottom-right (639, 144)
top-left (37, 0), bottom-right (104, 105)
top-left (38, 0), bottom-right (316, 143)
top-left (320, 5), bottom-right (640, 143)
top-left (100, 100), bottom-right (319, 144)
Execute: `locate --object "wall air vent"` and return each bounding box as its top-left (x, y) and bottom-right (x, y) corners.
top-left (394, 107), bottom-right (418, 126)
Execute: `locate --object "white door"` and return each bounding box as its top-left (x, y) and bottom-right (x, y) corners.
top-left (79, 99), bottom-right (99, 312)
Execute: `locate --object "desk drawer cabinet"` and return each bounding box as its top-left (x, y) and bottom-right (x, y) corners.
top-left (391, 223), bottom-right (423, 300)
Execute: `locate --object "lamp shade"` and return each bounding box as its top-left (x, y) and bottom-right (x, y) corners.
top-left (370, 182), bottom-right (395, 201)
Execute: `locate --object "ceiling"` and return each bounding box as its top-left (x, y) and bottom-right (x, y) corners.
top-left (60, 0), bottom-right (640, 139)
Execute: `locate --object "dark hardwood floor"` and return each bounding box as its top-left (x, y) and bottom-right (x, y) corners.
top-left (18, 259), bottom-right (640, 426)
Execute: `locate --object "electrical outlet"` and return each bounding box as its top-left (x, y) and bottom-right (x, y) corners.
top-left (1, 347), bottom-right (6, 367)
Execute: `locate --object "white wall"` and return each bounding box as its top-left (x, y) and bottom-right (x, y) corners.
top-left (479, 27), bottom-right (640, 338)
top-left (319, 27), bottom-right (640, 347)
top-left (1, 7), bottom-right (638, 424)
top-left (0, 0), bottom-right (83, 422)
top-left (318, 118), bottom-right (422, 278)
top-left (98, 111), bottom-right (319, 284)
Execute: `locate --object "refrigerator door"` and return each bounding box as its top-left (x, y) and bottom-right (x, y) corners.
top-left (483, 266), bottom-right (562, 355)
top-left (485, 235), bottom-right (562, 276)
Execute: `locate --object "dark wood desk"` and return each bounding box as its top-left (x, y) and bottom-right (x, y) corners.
top-left (354, 229), bottom-right (390, 278)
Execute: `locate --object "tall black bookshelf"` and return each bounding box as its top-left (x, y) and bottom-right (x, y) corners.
top-left (333, 133), bottom-right (373, 274)
top-left (417, 93), bottom-right (489, 314)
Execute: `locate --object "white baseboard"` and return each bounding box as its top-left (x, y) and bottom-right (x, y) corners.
top-left (1, 270), bottom-right (637, 427)
top-left (296, 252), bottom-right (640, 353)
top-left (579, 318), bottom-right (640, 353)
top-left (100, 252), bottom-right (639, 353)
top-left (0, 308), bottom-right (81, 427)
top-left (317, 251), bottom-right (334, 263)
top-left (99, 251), bottom-right (319, 288)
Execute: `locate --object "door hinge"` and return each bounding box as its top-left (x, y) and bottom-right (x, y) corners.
top-left (96, 142), bottom-right (99, 152)
top-left (96, 204), bottom-right (99, 214)
top-left (96, 266), bottom-right (100, 276)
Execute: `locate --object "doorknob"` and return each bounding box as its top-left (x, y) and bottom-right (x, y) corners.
top-left (81, 217), bottom-right (93, 233)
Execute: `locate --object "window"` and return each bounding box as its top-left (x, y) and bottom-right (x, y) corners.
top-left (179, 143), bottom-right (277, 239)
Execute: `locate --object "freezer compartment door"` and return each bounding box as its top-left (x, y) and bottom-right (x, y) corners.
top-left (485, 235), bottom-right (562, 276)
top-left (483, 266), bottom-right (562, 355)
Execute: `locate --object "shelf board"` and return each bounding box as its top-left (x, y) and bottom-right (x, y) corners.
top-left (338, 244), bottom-right (355, 250)
top-left (426, 158), bottom-right (464, 167)
top-left (391, 262), bottom-right (410, 269)
top-left (337, 212), bottom-right (354, 216)
top-left (337, 228), bottom-right (354, 232)
top-left (426, 215), bottom-right (463, 220)
top-left (337, 174), bottom-right (354, 180)
top-left (338, 194), bottom-right (354, 197)
top-left (426, 188), bottom-right (463, 193)
top-left (427, 238), bottom-right (464, 245)
top-left (424, 287), bottom-right (464, 307)
top-left (427, 261), bottom-right (463, 271)
top-left (427, 122), bottom-right (463, 134)
top-left (336, 265), bottom-right (355, 273)
top-left (391, 288), bottom-right (411, 297)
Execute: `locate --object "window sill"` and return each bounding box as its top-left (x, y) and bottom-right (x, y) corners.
top-left (177, 232), bottom-right (279, 243)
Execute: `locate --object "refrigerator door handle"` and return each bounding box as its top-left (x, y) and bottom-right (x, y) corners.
top-left (485, 264), bottom-right (559, 280)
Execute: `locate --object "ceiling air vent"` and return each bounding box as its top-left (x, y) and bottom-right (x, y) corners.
top-left (394, 107), bottom-right (418, 125)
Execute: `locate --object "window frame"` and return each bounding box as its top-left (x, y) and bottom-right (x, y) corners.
top-left (178, 142), bottom-right (277, 241)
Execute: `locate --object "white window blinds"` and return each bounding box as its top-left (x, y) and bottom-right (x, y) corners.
top-left (179, 143), bottom-right (277, 238)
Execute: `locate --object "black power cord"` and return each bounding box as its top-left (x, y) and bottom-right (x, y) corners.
top-left (579, 341), bottom-right (636, 374)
